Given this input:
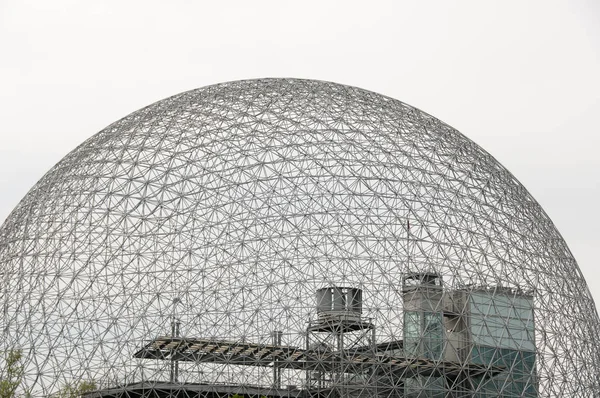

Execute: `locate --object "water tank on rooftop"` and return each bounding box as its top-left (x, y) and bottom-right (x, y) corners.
top-left (316, 287), bottom-right (362, 320)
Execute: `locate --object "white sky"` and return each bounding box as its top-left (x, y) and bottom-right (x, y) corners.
top-left (1, 1), bottom-right (599, 302)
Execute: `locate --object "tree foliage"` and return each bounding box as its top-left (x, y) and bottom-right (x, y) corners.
top-left (55, 380), bottom-right (97, 398)
top-left (0, 349), bottom-right (25, 398)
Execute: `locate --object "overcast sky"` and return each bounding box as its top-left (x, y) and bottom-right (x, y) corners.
top-left (1, 1), bottom-right (599, 301)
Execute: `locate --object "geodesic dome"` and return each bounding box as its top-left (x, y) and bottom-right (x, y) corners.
top-left (0, 78), bottom-right (598, 397)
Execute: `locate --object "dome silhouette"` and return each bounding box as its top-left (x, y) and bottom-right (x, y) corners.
top-left (0, 78), bottom-right (598, 397)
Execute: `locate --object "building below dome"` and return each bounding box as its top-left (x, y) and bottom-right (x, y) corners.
top-left (86, 277), bottom-right (534, 397)
top-left (81, 276), bottom-right (535, 398)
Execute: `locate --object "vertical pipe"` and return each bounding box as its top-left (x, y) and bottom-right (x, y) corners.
top-left (371, 326), bottom-right (376, 352)
top-left (170, 319), bottom-right (175, 383)
top-left (372, 325), bottom-right (378, 398)
top-left (273, 330), bottom-right (283, 389)
top-left (339, 330), bottom-right (344, 388)
top-left (407, 218), bottom-right (410, 271)
top-left (174, 320), bottom-right (180, 383)
top-left (170, 319), bottom-right (180, 383)
top-left (306, 323), bottom-right (311, 389)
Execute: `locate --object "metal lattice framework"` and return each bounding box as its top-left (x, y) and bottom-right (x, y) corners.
top-left (0, 78), bottom-right (598, 397)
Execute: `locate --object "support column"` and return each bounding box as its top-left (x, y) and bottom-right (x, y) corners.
top-left (273, 330), bottom-right (283, 389)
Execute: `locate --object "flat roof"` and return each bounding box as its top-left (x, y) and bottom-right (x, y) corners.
top-left (134, 337), bottom-right (503, 379)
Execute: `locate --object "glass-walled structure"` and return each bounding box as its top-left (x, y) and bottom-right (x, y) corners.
top-left (402, 273), bottom-right (537, 397)
top-left (403, 273), bottom-right (445, 361)
top-left (469, 289), bottom-right (536, 397)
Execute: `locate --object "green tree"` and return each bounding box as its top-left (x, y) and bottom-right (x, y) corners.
top-left (0, 349), bottom-right (25, 398)
top-left (56, 380), bottom-right (97, 398)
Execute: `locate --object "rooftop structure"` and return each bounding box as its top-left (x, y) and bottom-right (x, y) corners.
top-left (0, 79), bottom-right (599, 397)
